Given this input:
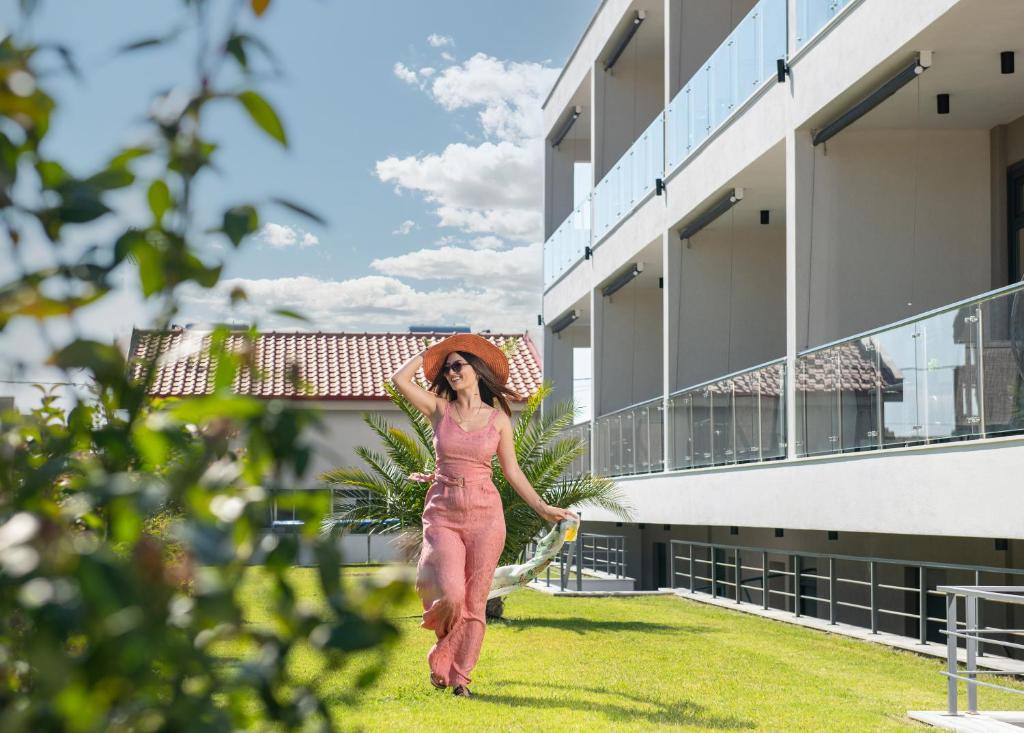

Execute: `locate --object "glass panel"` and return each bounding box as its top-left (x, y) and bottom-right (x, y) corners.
top-left (797, 0), bottom-right (852, 48)
top-left (691, 388), bottom-right (713, 468)
top-left (734, 373), bottom-right (759, 462)
top-left (838, 337), bottom-right (882, 451)
top-left (670, 393), bottom-right (693, 469)
top-left (591, 115), bottom-right (664, 243)
top-left (796, 349), bottom-right (840, 456)
top-left (621, 410), bottom-right (635, 475)
top-left (733, 11), bottom-right (759, 104)
top-left (689, 65), bottom-right (711, 151)
top-left (711, 380), bottom-right (736, 464)
top-left (708, 43), bottom-right (733, 130)
top-left (650, 403), bottom-right (664, 471)
top-left (761, 0), bottom-right (788, 80)
top-left (760, 362), bottom-right (787, 460)
top-left (543, 195), bottom-right (591, 289)
top-left (918, 307), bottom-right (982, 442)
top-left (874, 322), bottom-right (925, 448)
top-left (979, 289), bottom-right (1024, 436)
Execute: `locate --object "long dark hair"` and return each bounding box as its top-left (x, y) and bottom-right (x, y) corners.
top-left (428, 350), bottom-right (519, 416)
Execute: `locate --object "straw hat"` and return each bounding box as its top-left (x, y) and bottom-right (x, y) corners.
top-left (422, 333), bottom-right (510, 386)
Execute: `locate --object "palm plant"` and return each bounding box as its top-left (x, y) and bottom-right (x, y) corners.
top-left (319, 380), bottom-right (632, 618)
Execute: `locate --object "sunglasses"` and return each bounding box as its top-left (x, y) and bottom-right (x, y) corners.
top-left (443, 360), bottom-right (470, 375)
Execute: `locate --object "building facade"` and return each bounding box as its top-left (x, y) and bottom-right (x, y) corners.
top-left (541, 0), bottom-right (1024, 644)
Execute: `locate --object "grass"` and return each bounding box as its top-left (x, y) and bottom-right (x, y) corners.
top-left (219, 566), bottom-right (1024, 732)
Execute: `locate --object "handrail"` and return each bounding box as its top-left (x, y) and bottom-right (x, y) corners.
top-left (595, 393), bottom-right (664, 420)
top-left (799, 280), bottom-right (1024, 356)
top-left (669, 357), bottom-right (785, 397)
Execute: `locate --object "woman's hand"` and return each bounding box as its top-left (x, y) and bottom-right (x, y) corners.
top-left (535, 502), bottom-right (578, 524)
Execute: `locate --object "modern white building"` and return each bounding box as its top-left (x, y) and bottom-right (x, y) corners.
top-left (541, 0), bottom-right (1024, 647)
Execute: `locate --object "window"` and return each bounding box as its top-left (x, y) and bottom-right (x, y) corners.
top-left (572, 346), bottom-right (592, 424)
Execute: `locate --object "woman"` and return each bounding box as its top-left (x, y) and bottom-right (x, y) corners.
top-left (390, 333), bottom-right (578, 698)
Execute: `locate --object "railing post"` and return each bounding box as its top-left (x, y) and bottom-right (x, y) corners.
top-left (690, 543), bottom-right (695, 594)
top-left (976, 304), bottom-right (986, 437)
top-left (918, 566), bottom-right (928, 644)
top-left (710, 545), bottom-right (718, 598)
top-left (793, 554), bottom-right (802, 617)
top-left (966, 594), bottom-right (978, 714)
top-left (762, 551), bottom-right (769, 609)
top-left (946, 592), bottom-right (958, 715)
top-left (829, 556), bottom-right (837, 625)
top-left (670, 541), bottom-right (676, 589)
top-left (735, 549), bottom-right (742, 604)
top-left (869, 561), bottom-right (878, 634)
top-left (560, 545), bottom-right (567, 592)
top-left (974, 570), bottom-right (984, 658)
top-left (576, 534), bottom-right (583, 591)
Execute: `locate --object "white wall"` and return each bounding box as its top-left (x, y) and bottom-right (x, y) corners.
top-left (671, 222), bottom-right (785, 388)
top-left (581, 435), bottom-right (1024, 540)
top-left (797, 128), bottom-right (992, 349)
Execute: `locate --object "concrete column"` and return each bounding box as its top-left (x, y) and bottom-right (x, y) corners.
top-left (589, 286), bottom-right (599, 476)
top-left (785, 128), bottom-right (814, 459)
top-left (662, 230), bottom-right (673, 470)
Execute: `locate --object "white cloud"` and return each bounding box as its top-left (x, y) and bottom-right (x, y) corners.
top-left (419, 67), bottom-right (436, 79)
top-left (375, 53), bottom-right (557, 244)
top-left (469, 235), bottom-right (503, 250)
top-left (178, 272), bottom-right (539, 336)
top-left (392, 219), bottom-right (416, 235)
top-left (427, 34), bottom-right (454, 48)
top-left (370, 242), bottom-right (539, 291)
top-left (258, 223), bottom-right (319, 249)
top-left (393, 62), bottom-right (418, 85)
top-left (440, 51), bottom-right (455, 62)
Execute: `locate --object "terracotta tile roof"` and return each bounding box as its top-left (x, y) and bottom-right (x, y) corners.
top-left (127, 329), bottom-right (543, 402)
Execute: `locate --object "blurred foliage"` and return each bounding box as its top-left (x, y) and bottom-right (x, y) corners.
top-left (0, 1), bottom-right (411, 731)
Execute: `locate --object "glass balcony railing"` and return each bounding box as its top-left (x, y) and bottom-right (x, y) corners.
top-left (561, 422), bottom-right (591, 480)
top-left (592, 113), bottom-right (664, 241)
top-left (542, 194), bottom-right (592, 289)
top-left (795, 283), bottom-right (1024, 457)
top-left (665, 0), bottom-right (786, 173)
top-left (667, 360), bottom-right (787, 470)
top-left (795, 0), bottom-right (854, 49)
top-left (594, 396), bottom-right (665, 478)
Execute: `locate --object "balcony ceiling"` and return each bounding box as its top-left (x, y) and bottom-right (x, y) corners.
top-left (824, 0), bottom-right (1024, 132)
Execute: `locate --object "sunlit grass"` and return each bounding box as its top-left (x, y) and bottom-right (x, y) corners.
top-left (217, 567), bottom-right (1024, 732)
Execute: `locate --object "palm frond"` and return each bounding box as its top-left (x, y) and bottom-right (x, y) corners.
top-left (363, 412), bottom-right (428, 474)
top-left (383, 381), bottom-right (435, 451)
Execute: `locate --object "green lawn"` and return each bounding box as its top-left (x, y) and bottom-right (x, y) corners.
top-left (222, 567), bottom-right (1024, 732)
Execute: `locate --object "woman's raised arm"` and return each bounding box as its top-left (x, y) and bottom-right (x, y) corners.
top-left (390, 348), bottom-right (442, 420)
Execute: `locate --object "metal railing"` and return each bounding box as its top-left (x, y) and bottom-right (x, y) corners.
top-left (938, 586), bottom-right (1024, 715)
top-left (668, 359), bottom-right (787, 470)
top-left (594, 395), bottom-right (664, 477)
top-left (561, 421), bottom-right (591, 480)
top-left (670, 540), bottom-right (1024, 655)
top-left (531, 531), bottom-right (627, 591)
top-left (665, 0), bottom-right (787, 173)
top-left (795, 280), bottom-right (1024, 457)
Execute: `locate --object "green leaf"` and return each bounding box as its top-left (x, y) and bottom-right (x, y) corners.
top-left (147, 180), bottom-right (171, 225)
top-left (270, 197), bottom-right (326, 226)
top-left (270, 308), bottom-right (308, 322)
top-left (109, 146), bottom-right (152, 171)
top-left (226, 36), bottom-right (248, 69)
top-left (237, 91), bottom-right (287, 147)
top-left (223, 205), bottom-right (258, 247)
top-left (36, 160), bottom-right (68, 189)
top-left (49, 340), bottom-right (125, 384)
top-left (84, 168), bottom-right (135, 191)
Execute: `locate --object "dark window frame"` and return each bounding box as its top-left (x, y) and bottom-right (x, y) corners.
top-left (1008, 159), bottom-right (1024, 284)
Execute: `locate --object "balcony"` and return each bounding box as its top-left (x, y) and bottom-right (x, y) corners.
top-left (586, 282), bottom-right (1024, 480)
top-left (795, 0), bottom-right (855, 50)
top-left (543, 0), bottom-right (791, 295)
top-left (594, 395), bottom-right (664, 478)
top-left (665, 0), bottom-right (786, 173)
top-left (795, 281), bottom-right (1024, 456)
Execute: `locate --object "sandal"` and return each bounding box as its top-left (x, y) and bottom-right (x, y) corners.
top-left (430, 673), bottom-right (447, 690)
top-left (452, 684), bottom-right (472, 698)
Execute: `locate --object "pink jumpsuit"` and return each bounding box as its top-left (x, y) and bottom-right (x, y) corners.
top-left (412, 400), bottom-right (506, 688)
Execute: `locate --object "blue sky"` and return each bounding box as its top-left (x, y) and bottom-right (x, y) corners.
top-left (0, 0), bottom-right (598, 407)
